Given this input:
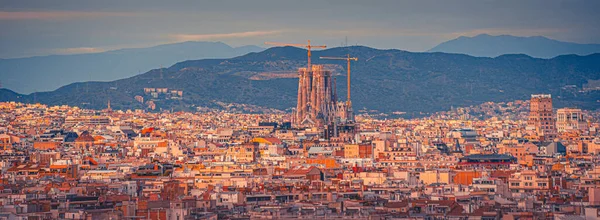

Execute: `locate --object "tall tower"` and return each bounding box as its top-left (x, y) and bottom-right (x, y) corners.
top-left (105, 99), bottom-right (112, 113)
top-left (527, 94), bottom-right (556, 141)
top-left (294, 65), bottom-right (335, 127)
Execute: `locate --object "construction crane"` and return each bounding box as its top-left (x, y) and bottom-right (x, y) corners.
top-left (265, 40), bottom-right (326, 70)
top-left (320, 55), bottom-right (358, 105)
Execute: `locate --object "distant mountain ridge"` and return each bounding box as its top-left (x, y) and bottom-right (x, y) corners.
top-left (429, 34), bottom-right (600, 58)
top-left (0, 41), bottom-right (264, 94)
top-left (1, 46), bottom-right (599, 116)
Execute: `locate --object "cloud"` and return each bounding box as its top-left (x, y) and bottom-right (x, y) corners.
top-left (0, 11), bottom-right (139, 20)
top-left (169, 30), bottom-right (284, 41)
top-left (52, 47), bottom-right (106, 55)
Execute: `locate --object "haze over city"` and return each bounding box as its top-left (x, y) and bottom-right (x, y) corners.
top-left (1, 1), bottom-right (600, 220)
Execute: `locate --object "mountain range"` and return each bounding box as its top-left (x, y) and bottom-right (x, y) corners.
top-left (0, 41), bottom-right (264, 94)
top-left (429, 34), bottom-right (600, 58)
top-left (1, 46), bottom-right (599, 116)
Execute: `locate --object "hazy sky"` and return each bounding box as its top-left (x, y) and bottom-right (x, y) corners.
top-left (1, 0), bottom-right (599, 58)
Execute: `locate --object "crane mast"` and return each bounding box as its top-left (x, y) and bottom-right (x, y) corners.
top-left (265, 40), bottom-right (326, 70)
top-left (319, 55), bottom-right (358, 106)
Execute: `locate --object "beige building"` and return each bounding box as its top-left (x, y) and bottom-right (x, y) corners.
top-left (556, 108), bottom-right (586, 133)
top-left (508, 170), bottom-right (550, 196)
top-left (344, 172), bottom-right (387, 186)
top-left (133, 137), bottom-right (168, 149)
top-left (226, 144), bottom-right (258, 163)
top-left (343, 144), bottom-right (360, 158)
top-left (420, 170), bottom-right (454, 185)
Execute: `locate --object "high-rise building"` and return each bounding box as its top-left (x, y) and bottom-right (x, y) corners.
top-left (556, 108), bottom-right (586, 133)
top-left (527, 94), bottom-right (556, 140)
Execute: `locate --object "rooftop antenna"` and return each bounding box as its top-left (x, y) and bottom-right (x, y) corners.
top-left (345, 36), bottom-right (348, 48)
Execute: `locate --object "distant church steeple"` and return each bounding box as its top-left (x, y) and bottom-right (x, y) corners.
top-left (107, 99), bottom-right (112, 112)
top-left (454, 138), bottom-right (462, 153)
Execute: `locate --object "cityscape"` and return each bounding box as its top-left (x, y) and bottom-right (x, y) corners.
top-left (1, 1), bottom-right (600, 220)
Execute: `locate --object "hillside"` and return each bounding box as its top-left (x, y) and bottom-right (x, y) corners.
top-left (429, 34), bottom-right (600, 58)
top-left (0, 41), bottom-right (264, 94)
top-left (1, 46), bottom-right (599, 115)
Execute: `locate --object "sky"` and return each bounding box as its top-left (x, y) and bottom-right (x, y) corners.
top-left (1, 0), bottom-right (599, 58)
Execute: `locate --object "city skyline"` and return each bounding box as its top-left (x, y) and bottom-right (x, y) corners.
top-left (0, 1), bottom-right (600, 219)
